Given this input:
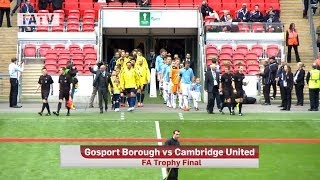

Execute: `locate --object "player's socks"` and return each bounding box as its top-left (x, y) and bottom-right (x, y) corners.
top-left (141, 93), bottom-right (145, 103)
top-left (132, 96), bottom-right (136, 107)
top-left (41, 103), bottom-right (46, 113)
top-left (136, 93), bottom-right (141, 103)
top-left (67, 108), bottom-right (70, 116)
top-left (172, 94), bottom-right (177, 108)
top-left (57, 102), bottom-right (62, 113)
top-left (183, 96), bottom-right (189, 109)
top-left (239, 103), bottom-right (242, 114)
top-left (45, 103), bottom-right (51, 114)
top-left (115, 100), bottom-right (120, 109)
top-left (227, 103), bottom-right (232, 114)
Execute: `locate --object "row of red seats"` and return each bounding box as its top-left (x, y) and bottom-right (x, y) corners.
top-left (23, 43), bottom-right (97, 58)
top-left (45, 64), bottom-right (92, 75)
top-left (36, 23), bottom-right (95, 32)
top-left (206, 44), bottom-right (279, 59)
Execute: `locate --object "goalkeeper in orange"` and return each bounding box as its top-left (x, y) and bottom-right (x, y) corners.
top-left (135, 58), bottom-right (150, 107)
top-left (169, 59), bottom-right (181, 109)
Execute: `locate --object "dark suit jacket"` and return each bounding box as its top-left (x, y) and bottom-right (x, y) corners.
top-left (93, 70), bottom-right (112, 89)
top-left (204, 70), bottom-right (220, 93)
top-left (294, 69), bottom-right (305, 86)
top-left (282, 72), bottom-right (294, 89)
top-left (21, 4), bottom-right (34, 13)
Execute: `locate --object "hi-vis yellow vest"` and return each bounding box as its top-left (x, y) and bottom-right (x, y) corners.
top-left (309, 69), bottom-right (320, 89)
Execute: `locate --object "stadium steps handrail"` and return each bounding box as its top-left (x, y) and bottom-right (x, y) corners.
top-left (306, 0), bottom-right (318, 60)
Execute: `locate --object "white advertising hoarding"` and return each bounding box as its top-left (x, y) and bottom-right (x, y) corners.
top-left (102, 10), bottom-right (199, 28)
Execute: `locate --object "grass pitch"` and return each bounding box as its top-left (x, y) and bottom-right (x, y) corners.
top-left (0, 112), bottom-right (320, 180)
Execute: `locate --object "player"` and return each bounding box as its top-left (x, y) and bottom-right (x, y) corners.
top-left (233, 66), bottom-right (248, 116)
top-left (37, 67), bottom-right (54, 116)
top-left (219, 66), bottom-right (234, 115)
top-left (162, 56), bottom-right (172, 107)
top-left (53, 68), bottom-right (73, 116)
top-left (109, 72), bottom-right (121, 112)
top-left (175, 58), bottom-right (184, 109)
top-left (120, 61), bottom-right (140, 112)
top-left (135, 58), bottom-right (150, 107)
top-left (169, 60), bottom-right (180, 109)
top-left (191, 77), bottom-right (202, 111)
top-left (164, 130), bottom-right (180, 180)
top-left (179, 61), bottom-right (195, 111)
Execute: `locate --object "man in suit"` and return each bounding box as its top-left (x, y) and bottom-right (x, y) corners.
top-left (294, 62), bottom-right (305, 106)
top-left (277, 60), bottom-right (287, 107)
top-left (259, 60), bottom-right (272, 105)
top-left (269, 57), bottom-right (278, 100)
top-left (204, 64), bottom-right (221, 114)
top-left (21, 0), bottom-right (34, 13)
top-left (93, 65), bottom-right (113, 114)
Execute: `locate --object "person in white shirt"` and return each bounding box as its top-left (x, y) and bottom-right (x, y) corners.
top-left (8, 58), bottom-right (24, 108)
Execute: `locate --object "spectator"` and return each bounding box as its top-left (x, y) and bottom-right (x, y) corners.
top-left (294, 62), bottom-right (305, 106)
top-left (200, 0), bottom-right (213, 19)
top-left (148, 49), bottom-right (156, 69)
top-left (38, 0), bottom-right (49, 10)
top-left (310, 0), bottom-right (317, 15)
top-left (286, 23), bottom-right (301, 63)
top-left (52, 0), bottom-right (63, 10)
top-left (303, 0), bottom-right (309, 18)
top-left (21, 0), bottom-right (35, 13)
top-left (250, 5), bottom-right (264, 22)
top-left (11, 0), bottom-right (24, 16)
top-left (237, 3), bottom-right (250, 22)
top-left (109, 52), bottom-right (120, 73)
top-left (266, 6), bottom-right (279, 19)
top-left (0, 0), bottom-right (12, 27)
top-left (182, 53), bottom-right (194, 70)
top-left (220, 11), bottom-right (229, 22)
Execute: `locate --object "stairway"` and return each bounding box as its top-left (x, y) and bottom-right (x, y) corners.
top-left (21, 61), bottom-right (43, 101)
top-left (257, 0), bottom-right (315, 104)
top-left (0, 18), bottom-right (18, 102)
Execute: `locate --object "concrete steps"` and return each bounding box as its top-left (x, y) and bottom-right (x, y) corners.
top-left (21, 64), bottom-right (43, 99)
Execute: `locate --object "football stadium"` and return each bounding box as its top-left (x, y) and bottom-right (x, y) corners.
top-left (0, 0), bottom-right (320, 179)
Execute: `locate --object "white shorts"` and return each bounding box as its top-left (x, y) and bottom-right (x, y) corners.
top-left (191, 91), bottom-right (201, 102)
top-left (163, 82), bottom-right (171, 93)
top-left (181, 83), bottom-right (191, 97)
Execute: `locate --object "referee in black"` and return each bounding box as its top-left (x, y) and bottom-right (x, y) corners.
top-left (219, 66), bottom-right (234, 115)
top-left (164, 130), bottom-right (180, 180)
top-left (37, 67), bottom-right (53, 116)
top-left (53, 68), bottom-right (73, 116)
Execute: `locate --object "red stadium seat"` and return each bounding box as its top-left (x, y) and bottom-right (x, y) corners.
top-left (24, 44), bottom-right (37, 57)
top-left (193, 0), bottom-right (203, 7)
top-left (67, 22), bottom-right (80, 32)
top-left (266, 44), bottom-right (279, 57)
top-left (233, 59), bottom-right (246, 66)
top-left (73, 59), bottom-right (84, 65)
top-left (179, 0), bottom-right (194, 6)
top-left (84, 58), bottom-right (97, 65)
top-left (39, 44), bottom-right (51, 57)
top-left (246, 52), bottom-right (258, 61)
top-left (238, 22), bottom-right (250, 32)
top-left (52, 25), bottom-right (64, 32)
top-left (83, 48), bottom-right (96, 56)
top-left (36, 26), bottom-right (49, 32)
top-left (236, 45), bottom-right (248, 55)
top-left (222, 3), bottom-right (236, 11)
top-left (233, 52), bottom-right (245, 60)
top-left (45, 64), bottom-right (58, 73)
top-left (59, 54), bottom-right (70, 61)
top-left (38, 10), bottom-right (49, 13)
top-left (45, 51), bottom-right (58, 61)
top-left (69, 9), bottom-right (80, 18)
top-left (45, 59), bottom-right (57, 65)
top-left (108, 2), bottom-right (122, 6)
top-left (83, 44), bottom-right (94, 50)
top-left (83, 22), bottom-right (94, 30)
top-left (64, 1), bottom-right (79, 16)
top-left (221, 45), bottom-right (233, 55)
top-left (123, 2), bottom-right (137, 8)
top-left (58, 59), bottom-right (69, 66)
top-left (71, 49), bottom-right (83, 56)
top-left (72, 54), bottom-right (84, 61)
top-left (58, 49), bottom-right (70, 56)
top-left (84, 10), bottom-right (95, 18)
top-left (80, 3), bottom-right (94, 16)
top-left (252, 22), bottom-right (265, 32)
top-left (220, 54), bottom-right (232, 61)
top-left (54, 44), bottom-right (66, 51)
top-left (166, 0), bottom-right (179, 6)
top-left (236, 0), bottom-right (250, 4)
top-left (85, 53), bottom-right (97, 60)
top-left (206, 48), bottom-right (219, 55)
top-left (69, 44), bottom-right (81, 51)
top-left (251, 44), bottom-right (264, 57)
top-left (83, 27), bottom-right (95, 32)
top-left (68, 15), bottom-right (80, 22)
top-left (83, 15), bottom-right (95, 23)
top-left (246, 59), bottom-right (259, 66)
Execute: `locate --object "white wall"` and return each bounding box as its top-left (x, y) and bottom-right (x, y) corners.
top-left (48, 76), bottom-right (95, 103)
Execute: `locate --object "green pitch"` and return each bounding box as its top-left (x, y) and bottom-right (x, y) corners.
top-left (0, 112), bottom-right (320, 180)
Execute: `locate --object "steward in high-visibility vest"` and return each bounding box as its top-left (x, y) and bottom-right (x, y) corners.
top-left (286, 23), bottom-right (301, 63)
top-left (0, 0), bottom-right (12, 27)
top-left (306, 64), bottom-right (320, 111)
top-left (286, 30), bottom-right (299, 46)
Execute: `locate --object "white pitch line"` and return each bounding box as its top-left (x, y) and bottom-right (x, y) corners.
top-left (155, 121), bottom-right (167, 179)
top-left (120, 112), bottom-right (125, 120)
top-left (178, 113), bottom-right (184, 120)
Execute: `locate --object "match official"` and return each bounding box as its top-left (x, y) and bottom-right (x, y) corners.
top-left (164, 130), bottom-right (180, 180)
top-left (37, 67), bottom-right (53, 116)
top-left (53, 68), bottom-right (73, 116)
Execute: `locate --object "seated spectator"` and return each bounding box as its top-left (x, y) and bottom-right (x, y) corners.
top-left (200, 0), bottom-right (213, 19)
top-left (21, 0), bottom-right (35, 14)
top-left (220, 10), bottom-right (229, 22)
top-left (237, 3), bottom-right (250, 22)
top-left (250, 5), bottom-right (264, 22)
top-left (52, 0), bottom-right (63, 10)
top-left (265, 11), bottom-right (280, 23)
top-left (38, 0), bottom-right (49, 10)
top-left (266, 6), bottom-right (279, 19)
top-left (265, 11), bottom-right (281, 32)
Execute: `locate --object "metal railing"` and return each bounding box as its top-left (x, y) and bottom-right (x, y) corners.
top-left (307, 1), bottom-right (318, 60)
top-left (204, 22), bottom-right (285, 33)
